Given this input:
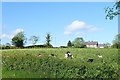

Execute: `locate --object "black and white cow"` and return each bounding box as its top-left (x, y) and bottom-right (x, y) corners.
top-left (65, 51), bottom-right (73, 59)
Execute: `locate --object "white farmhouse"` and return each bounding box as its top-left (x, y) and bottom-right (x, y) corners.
top-left (84, 41), bottom-right (98, 48)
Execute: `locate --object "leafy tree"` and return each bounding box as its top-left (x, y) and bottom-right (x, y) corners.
top-left (29, 36), bottom-right (39, 45)
top-left (105, 1), bottom-right (120, 48)
top-left (67, 40), bottom-right (72, 47)
top-left (44, 33), bottom-right (53, 48)
top-left (105, 1), bottom-right (120, 20)
top-left (113, 34), bottom-right (120, 44)
top-left (103, 42), bottom-right (111, 48)
top-left (112, 34), bottom-right (120, 48)
top-left (112, 43), bottom-right (120, 48)
top-left (12, 32), bottom-right (26, 47)
top-left (72, 37), bottom-right (86, 48)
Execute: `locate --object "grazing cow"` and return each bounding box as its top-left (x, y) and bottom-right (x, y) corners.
top-left (51, 54), bottom-right (54, 56)
top-left (87, 58), bottom-right (94, 62)
top-left (37, 54), bottom-right (42, 57)
top-left (98, 55), bottom-right (102, 58)
top-left (65, 51), bottom-right (73, 59)
top-left (96, 53), bottom-right (102, 58)
top-left (50, 54), bottom-right (56, 57)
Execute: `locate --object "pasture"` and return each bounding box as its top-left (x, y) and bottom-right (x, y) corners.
top-left (1, 48), bottom-right (119, 78)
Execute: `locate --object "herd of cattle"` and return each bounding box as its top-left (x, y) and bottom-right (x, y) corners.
top-left (64, 51), bottom-right (102, 62)
top-left (37, 51), bottom-right (103, 62)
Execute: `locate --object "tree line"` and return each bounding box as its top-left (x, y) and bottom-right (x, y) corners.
top-left (0, 31), bottom-right (120, 49)
top-left (1, 32), bottom-right (53, 49)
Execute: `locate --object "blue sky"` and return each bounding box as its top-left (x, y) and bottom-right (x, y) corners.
top-left (1, 2), bottom-right (117, 47)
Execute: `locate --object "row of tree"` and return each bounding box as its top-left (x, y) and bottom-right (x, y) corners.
top-left (11, 32), bottom-right (53, 48)
top-left (0, 31), bottom-right (120, 49)
top-left (1, 32), bottom-right (120, 49)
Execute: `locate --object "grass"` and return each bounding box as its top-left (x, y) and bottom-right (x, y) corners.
top-left (1, 48), bottom-right (119, 78)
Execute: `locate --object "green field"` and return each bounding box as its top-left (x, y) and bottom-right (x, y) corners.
top-left (1, 48), bottom-right (119, 78)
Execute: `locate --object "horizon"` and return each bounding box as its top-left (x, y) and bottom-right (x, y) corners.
top-left (1, 2), bottom-right (118, 47)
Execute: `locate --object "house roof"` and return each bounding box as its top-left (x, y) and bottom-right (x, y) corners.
top-left (84, 41), bottom-right (98, 45)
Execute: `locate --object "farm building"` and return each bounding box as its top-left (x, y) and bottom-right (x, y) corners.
top-left (84, 41), bottom-right (98, 48)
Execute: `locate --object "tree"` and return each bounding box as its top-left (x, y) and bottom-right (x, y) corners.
top-left (12, 32), bottom-right (26, 47)
top-left (112, 34), bottom-right (120, 48)
top-left (105, 1), bottom-right (120, 48)
top-left (112, 34), bottom-right (120, 44)
top-left (103, 42), bottom-right (111, 48)
top-left (67, 40), bottom-right (72, 47)
top-left (112, 43), bottom-right (120, 48)
top-left (72, 37), bottom-right (86, 48)
top-left (29, 36), bottom-right (39, 45)
top-left (44, 33), bottom-right (53, 47)
top-left (105, 1), bottom-right (120, 20)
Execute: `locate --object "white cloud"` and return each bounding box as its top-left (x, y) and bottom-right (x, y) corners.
top-left (64, 20), bottom-right (85, 35)
top-left (11, 28), bottom-right (24, 39)
top-left (0, 28), bottom-right (24, 39)
top-left (64, 20), bottom-right (98, 35)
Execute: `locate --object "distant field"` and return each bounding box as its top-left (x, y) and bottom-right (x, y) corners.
top-left (1, 48), bottom-right (119, 78)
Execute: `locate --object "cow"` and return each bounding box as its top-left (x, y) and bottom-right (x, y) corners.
top-left (96, 53), bottom-right (103, 58)
top-left (37, 54), bottom-right (42, 57)
top-left (51, 54), bottom-right (55, 56)
top-left (87, 58), bottom-right (94, 62)
top-left (98, 55), bottom-right (102, 58)
top-left (65, 51), bottom-right (73, 59)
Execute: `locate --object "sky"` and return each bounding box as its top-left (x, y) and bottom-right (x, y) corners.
top-left (1, 0), bottom-right (116, 2)
top-left (1, 2), bottom-right (118, 47)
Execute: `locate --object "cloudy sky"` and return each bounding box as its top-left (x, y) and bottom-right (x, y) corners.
top-left (1, 2), bottom-right (117, 47)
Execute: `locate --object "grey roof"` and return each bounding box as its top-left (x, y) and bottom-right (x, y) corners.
top-left (84, 41), bottom-right (98, 45)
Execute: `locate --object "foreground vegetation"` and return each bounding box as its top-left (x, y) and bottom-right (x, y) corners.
top-left (1, 48), bottom-right (119, 78)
